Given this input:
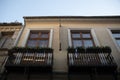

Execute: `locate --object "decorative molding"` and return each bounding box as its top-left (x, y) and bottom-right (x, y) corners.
top-left (69, 28), bottom-right (91, 30)
top-left (0, 27), bottom-right (20, 32)
top-left (28, 28), bottom-right (51, 30)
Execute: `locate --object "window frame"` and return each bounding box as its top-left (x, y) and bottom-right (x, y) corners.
top-left (112, 30), bottom-right (120, 39)
top-left (22, 28), bottom-right (53, 48)
top-left (111, 30), bottom-right (120, 47)
top-left (0, 31), bottom-right (14, 48)
top-left (26, 30), bottom-right (50, 47)
top-left (68, 28), bottom-right (100, 47)
top-left (107, 28), bottom-right (120, 52)
top-left (71, 30), bottom-right (95, 48)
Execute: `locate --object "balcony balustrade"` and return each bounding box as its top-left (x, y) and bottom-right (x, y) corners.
top-left (0, 48), bottom-right (8, 73)
top-left (0, 48), bottom-right (8, 80)
top-left (67, 47), bottom-right (117, 74)
top-left (5, 47), bottom-right (53, 73)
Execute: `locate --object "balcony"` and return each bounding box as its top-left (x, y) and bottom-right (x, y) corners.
top-left (0, 48), bottom-right (8, 80)
top-left (5, 47), bottom-right (53, 73)
top-left (67, 46), bottom-right (117, 74)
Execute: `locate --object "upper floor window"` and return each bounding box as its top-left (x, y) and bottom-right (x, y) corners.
top-left (111, 30), bottom-right (120, 47)
top-left (27, 31), bottom-right (49, 47)
top-left (71, 30), bottom-right (95, 48)
top-left (0, 32), bottom-right (14, 48)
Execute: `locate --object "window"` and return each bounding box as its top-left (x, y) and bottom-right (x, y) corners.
top-left (111, 30), bottom-right (120, 47)
top-left (0, 32), bottom-right (14, 48)
top-left (27, 31), bottom-right (49, 47)
top-left (71, 30), bottom-right (95, 48)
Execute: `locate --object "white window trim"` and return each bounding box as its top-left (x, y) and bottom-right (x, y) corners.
top-left (49, 29), bottom-right (53, 48)
top-left (14, 27), bottom-right (24, 46)
top-left (91, 29), bottom-right (100, 46)
top-left (107, 28), bottom-right (120, 52)
top-left (68, 29), bottom-right (72, 47)
top-left (68, 28), bottom-right (100, 47)
top-left (22, 28), bottom-right (53, 48)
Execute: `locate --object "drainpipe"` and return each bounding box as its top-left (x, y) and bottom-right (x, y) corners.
top-left (59, 18), bottom-right (62, 51)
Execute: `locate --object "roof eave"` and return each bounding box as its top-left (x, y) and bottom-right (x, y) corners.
top-left (23, 16), bottom-right (120, 19)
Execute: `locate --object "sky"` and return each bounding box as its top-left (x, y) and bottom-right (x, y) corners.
top-left (0, 0), bottom-right (120, 23)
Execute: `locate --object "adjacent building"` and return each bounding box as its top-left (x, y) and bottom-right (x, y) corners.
top-left (0, 22), bottom-right (22, 78)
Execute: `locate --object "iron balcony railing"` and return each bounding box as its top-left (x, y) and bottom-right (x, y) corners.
top-left (67, 47), bottom-right (117, 74)
top-left (5, 47), bottom-right (53, 73)
top-left (0, 48), bottom-right (8, 73)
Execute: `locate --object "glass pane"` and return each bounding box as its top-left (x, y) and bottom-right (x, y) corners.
top-left (112, 33), bottom-right (120, 38)
top-left (73, 40), bottom-right (82, 48)
top-left (116, 40), bottom-right (120, 47)
top-left (41, 33), bottom-right (49, 38)
top-left (0, 37), bottom-right (7, 48)
top-left (82, 33), bottom-right (91, 38)
top-left (39, 40), bottom-right (48, 47)
top-left (84, 40), bottom-right (93, 47)
top-left (27, 40), bottom-right (37, 47)
top-left (72, 33), bottom-right (80, 38)
top-left (30, 33), bottom-right (39, 38)
top-left (2, 38), bottom-right (14, 48)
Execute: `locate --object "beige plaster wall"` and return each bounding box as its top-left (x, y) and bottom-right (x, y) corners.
top-left (18, 19), bottom-right (120, 72)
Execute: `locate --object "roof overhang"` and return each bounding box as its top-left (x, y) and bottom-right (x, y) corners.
top-left (0, 22), bottom-right (22, 26)
top-left (23, 16), bottom-right (120, 19)
top-left (23, 16), bottom-right (120, 22)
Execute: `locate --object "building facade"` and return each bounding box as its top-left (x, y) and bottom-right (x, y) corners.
top-left (0, 16), bottom-right (120, 80)
top-left (0, 22), bottom-right (22, 79)
top-left (17, 16), bottom-right (120, 72)
top-left (0, 22), bottom-right (22, 48)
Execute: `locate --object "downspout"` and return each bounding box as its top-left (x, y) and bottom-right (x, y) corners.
top-left (59, 18), bottom-right (62, 51)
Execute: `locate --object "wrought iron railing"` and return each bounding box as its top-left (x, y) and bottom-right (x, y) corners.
top-left (67, 47), bottom-right (117, 74)
top-left (5, 47), bottom-right (53, 73)
top-left (0, 48), bottom-right (8, 73)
